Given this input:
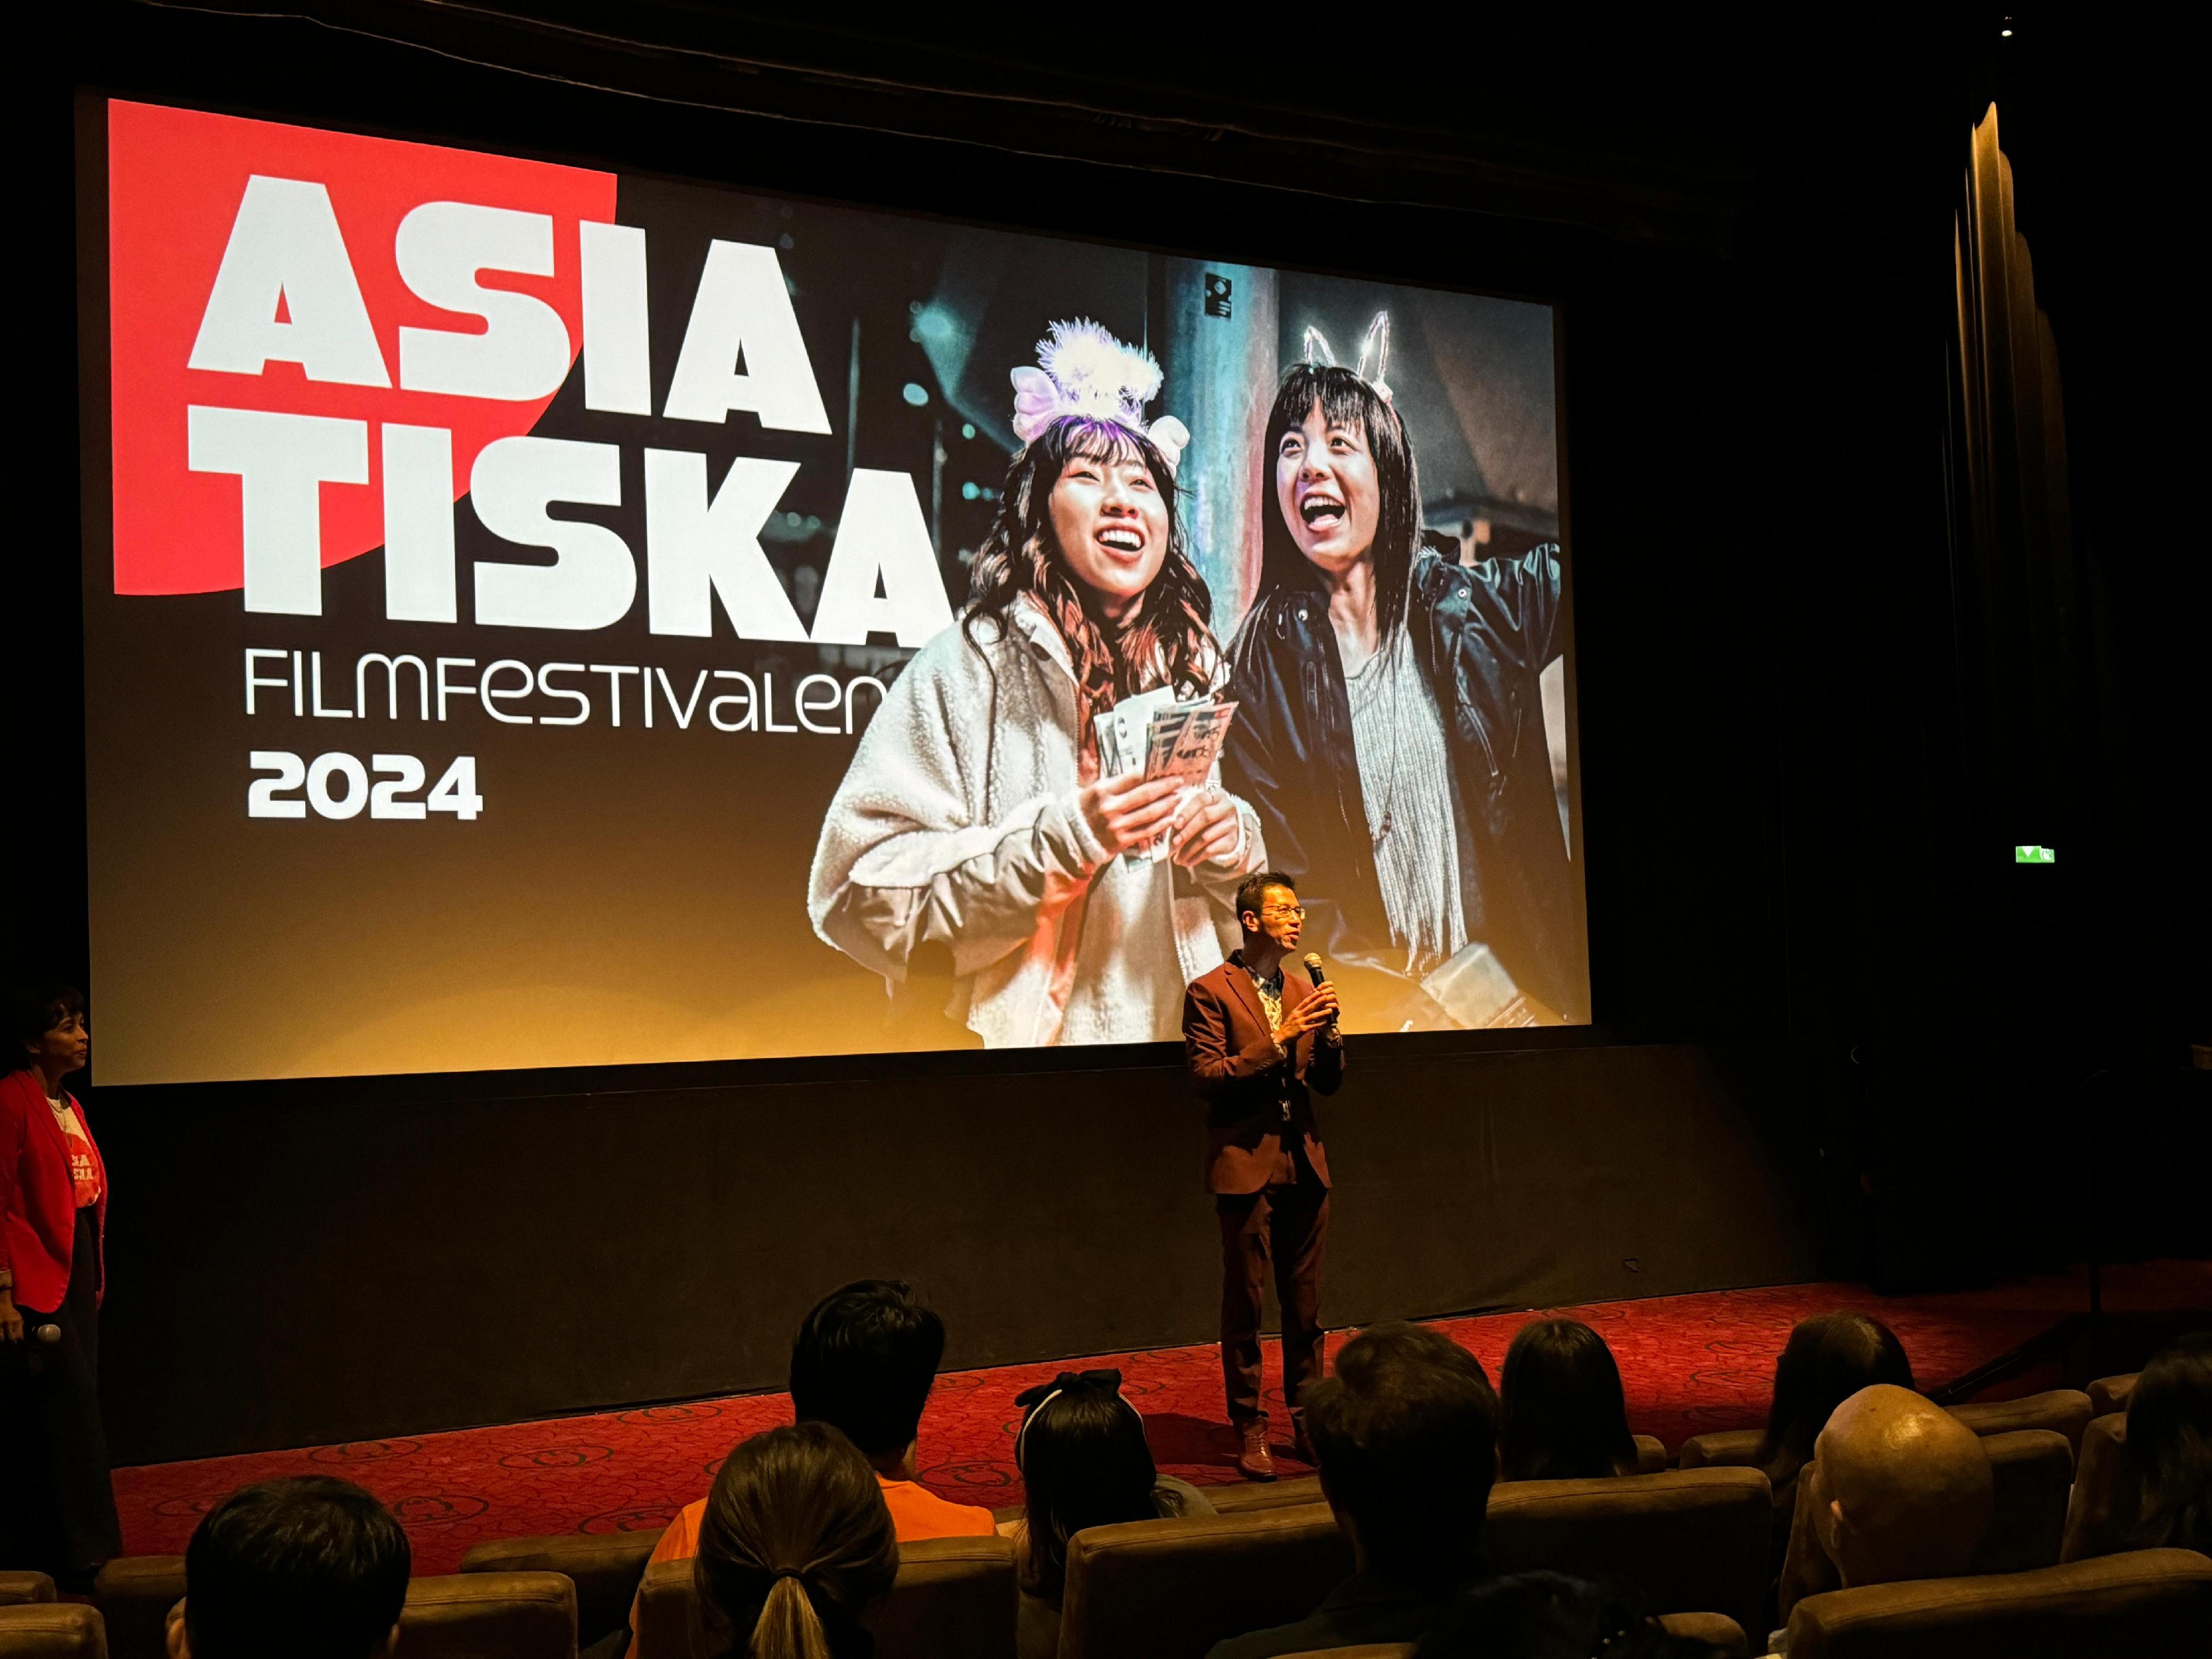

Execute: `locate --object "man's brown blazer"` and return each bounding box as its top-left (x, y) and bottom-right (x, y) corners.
top-left (1182, 957), bottom-right (1346, 1195)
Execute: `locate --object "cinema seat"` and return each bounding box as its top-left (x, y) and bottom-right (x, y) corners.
top-left (1482, 1467), bottom-right (1771, 1637)
top-left (633, 1532), bottom-right (1015, 1659)
top-left (1779, 1547), bottom-right (2212, 1658)
top-left (0, 1604), bottom-right (107, 1659)
top-left (1965, 1430), bottom-right (2073, 1574)
top-left (459, 1528), bottom-right (665, 1645)
top-left (1657, 1612), bottom-right (1749, 1654)
top-left (1208, 1473), bottom-right (1324, 1514)
top-left (1681, 1389), bottom-right (2095, 1471)
top-left (1949, 1389), bottom-right (2093, 1454)
top-left (1634, 1433), bottom-right (1671, 1474)
top-left (2086, 1371), bottom-right (2137, 1415)
top-left (2060, 1412), bottom-right (2137, 1562)
top-left (91, 1557), bottom-right (184, 1659)
top-left (400, 1572), bottom-right (575, 1659)
top-left (0, 1579), bottom-right (55, 1608)
top-left (1058, 1503), bottom-right (1352, 1659)
top-left (1676, 1428), bottom-right (1762, 1469)
top-left (1267, 1612), bottom-right (1748, 1658)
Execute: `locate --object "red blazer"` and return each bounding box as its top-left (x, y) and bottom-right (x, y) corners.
top-left (1182, 957), bottom-right (1345, 1195)
top-left (1, 1067), bottom-right (107, 1315)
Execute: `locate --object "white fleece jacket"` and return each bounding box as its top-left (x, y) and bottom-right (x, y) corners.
top-left (808, 597), bottom-right (1265, 1047)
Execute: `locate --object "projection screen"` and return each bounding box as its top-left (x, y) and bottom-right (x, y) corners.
top-left (81, 97), bottom-right (1588, 1083)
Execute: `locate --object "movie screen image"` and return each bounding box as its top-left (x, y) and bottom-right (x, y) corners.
top-left (83, 98), bottom-right (1588, 1083)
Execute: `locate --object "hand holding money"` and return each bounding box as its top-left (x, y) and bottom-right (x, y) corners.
top-left (1079, 774), bottom-right (1185, 860)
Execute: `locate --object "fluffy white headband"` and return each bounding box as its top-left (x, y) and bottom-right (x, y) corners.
top-left (1009, 319), bottom-right (1192, 473)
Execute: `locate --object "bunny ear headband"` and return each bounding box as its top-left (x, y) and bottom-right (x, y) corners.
top-left (1010, 320), bottom-right (1192, 474)
top-left (1013, 1368), bottom-right (1138, 1469)
top-left (1299, 309), bottom-right (1394, 405)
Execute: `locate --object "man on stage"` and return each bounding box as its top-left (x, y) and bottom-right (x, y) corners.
top-left (1182, 870), bottom-right (1345, 1480)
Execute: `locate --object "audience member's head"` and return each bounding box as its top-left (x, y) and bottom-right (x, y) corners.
top-left (1757, 1312), bottom-right (1914, 1489)
top-left (1805, 1384), bottom-right (1992, 1588)
top-left (1413, 1572), bottom-right (1720, 1658)
top-left (1305, 1322), bottom-right (1499, 1589)
top-left (789, 1280), bottom-right (947, 1471)
top-left (12, 980), bottom-right (87, 1078)
top-left (1499, 1319), bottom-right (1639, 1481)
top-left (1012, 1369), bottom-right (1159, 1600)
top-left (2125, 1332), bottom-right (2212, 1553)
top-left (169, 1477), bottom-right (409, 1659)
top-left (693, 1422), bottom-right (899, 1659)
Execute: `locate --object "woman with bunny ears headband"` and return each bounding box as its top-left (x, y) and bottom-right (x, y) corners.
top-left (1221, 316), bottom-right (1582, 1027)
top-left (810, 321), bottom-right (1265, 1047)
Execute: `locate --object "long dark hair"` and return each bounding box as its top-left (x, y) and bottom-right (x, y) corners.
top-left (1013, 1373), bottom-right (1159, 1601)
top-left (1755, 1313), bottom-right (1914, 1489)
top-left (1253, 362), bottom-right (1425, 649)
top-left (693, 1422), bottom-right (899, 1659)
top-left (2126, 1333), bottom-right (2212, 1553)
top-left (966, 415), bottom-right (1216, 749)
top-left (1499, 1320), bottom-right (1639, 1481)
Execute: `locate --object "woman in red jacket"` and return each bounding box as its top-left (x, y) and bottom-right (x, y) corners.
top-left (1, 983), bottom-right (121, 1585)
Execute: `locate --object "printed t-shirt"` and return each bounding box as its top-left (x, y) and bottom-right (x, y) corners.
top-left (629, 1473), bottom-right (995, 1651)
top-left (49, 1097), bottom-right (101, 1208)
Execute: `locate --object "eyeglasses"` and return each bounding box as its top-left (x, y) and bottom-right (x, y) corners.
top-left (1259, 905), bottom-right (1306, 920)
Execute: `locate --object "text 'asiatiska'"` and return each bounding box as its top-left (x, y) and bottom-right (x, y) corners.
top-left (186, 178), bottom-right (955, 646)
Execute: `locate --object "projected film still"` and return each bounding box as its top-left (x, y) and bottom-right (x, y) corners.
top-left (83, 97), bottom-right (1588, 1083)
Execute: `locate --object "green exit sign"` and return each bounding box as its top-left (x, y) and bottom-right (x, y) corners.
top-left (2015, 845), bottom-right (2057, 864)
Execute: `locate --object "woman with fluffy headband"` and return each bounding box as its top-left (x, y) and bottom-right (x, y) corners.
top-left (810, 322), bottom-right (1265, 1046)
top-left (1223, 327), bottom-right (1582, 1027)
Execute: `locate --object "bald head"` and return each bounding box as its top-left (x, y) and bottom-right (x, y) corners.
top-left (1809, 1384), bottom-right (1993, 1588)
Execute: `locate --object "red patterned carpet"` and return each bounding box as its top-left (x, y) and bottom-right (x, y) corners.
top-left (112, 1262), bottom-right (2208, 1573)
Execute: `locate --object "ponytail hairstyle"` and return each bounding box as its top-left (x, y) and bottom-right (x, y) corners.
top-left (1254, 362), bottom-right (1424, 650)
top-left (693, 1422), bottom-right (899, 1659)
top-left (965, 415), bottom-right (1218, 752)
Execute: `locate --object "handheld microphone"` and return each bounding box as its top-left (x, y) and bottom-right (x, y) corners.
top-left (1301, 953), bottom-right (1338, 1032)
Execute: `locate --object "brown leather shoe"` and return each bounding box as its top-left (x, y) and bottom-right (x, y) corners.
top-left (1236, 1420), bottom-right (1277, 1481)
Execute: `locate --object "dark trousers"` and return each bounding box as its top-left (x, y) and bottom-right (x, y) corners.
top-left (1, 1205), bottom-right (123, 1573)
top-left (1215, 1155), bottom-right (1330, 1427)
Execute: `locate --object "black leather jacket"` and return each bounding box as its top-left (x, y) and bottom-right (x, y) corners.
top-left (1222, 545), bottom-right (1585, 1021)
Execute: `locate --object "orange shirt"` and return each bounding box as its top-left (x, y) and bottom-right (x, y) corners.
top-left (629, 1473), bottom-right (995, 1648)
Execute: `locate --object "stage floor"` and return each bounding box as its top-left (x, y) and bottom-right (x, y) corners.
top-left (112, 1261), bottom-right (2208, 1572)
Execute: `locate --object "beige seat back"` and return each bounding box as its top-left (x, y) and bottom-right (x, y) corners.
top-left (635, 1534), bottom-right (1015, 1659)
top-left (0, 1604), bottom-right (108, 1659)
top-left (1781, 1546), bottom-right (2212, 1658)
top-left (1059, 1504), bottom-right (1352, 1659)
top-left (1483, 1467), bottom-right (1771, 1638)
top-left (2086, 1371), bottom-right (2137, 1416)
top-left (0, 1578), bottom-right (56, 1609)
top-left (458, 1528), bottom-right (663, 1645)
top-left (1271, 1612), bottom-right (1746, 1658)
top-left (400, 1572), bottom-right (575, 1659)
top-left (2060, 1411), bottom-right (2137, 1563)
top-left (91, 1557), bottom-right (184, 1659)
top-left (1208, 1473), bottom-right (1324, 1515)
top-left (1677, 1427), bottom-right (1762, 1469)
top-left (1966, 1430), bottom-right (2072, 1574)
top-left (1632, 1434), bottom-right (1671, 1474)
top-left (1949, 1389), bottom-right (2093, 1454)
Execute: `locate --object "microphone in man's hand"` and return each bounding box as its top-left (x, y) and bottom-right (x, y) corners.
top-left (1302, 953), bottom-right (1338, 1030)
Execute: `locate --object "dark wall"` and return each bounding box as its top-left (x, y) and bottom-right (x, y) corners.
top-left (20, 7), bottom-right (2195, 1463)
top-left (96, 1037), bottom-right (1813, 1463)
